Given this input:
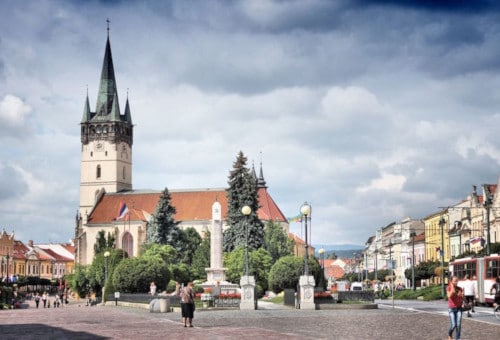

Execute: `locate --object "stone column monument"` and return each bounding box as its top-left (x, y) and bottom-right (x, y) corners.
top-left (239, 205), bottom-right (256, 310)
top-left (205, 201), bottom-right (227, 284)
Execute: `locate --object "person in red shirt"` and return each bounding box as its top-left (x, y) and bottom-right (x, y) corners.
top-left (446, 275), bottom-right (464, 340)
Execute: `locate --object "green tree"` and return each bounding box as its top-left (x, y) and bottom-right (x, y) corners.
top-left (249, 248), bottom-right (273, 293)
top-left (66, 264), bottom-right (90, 298)
top-left (264, 220), bottom-right (293, 262)
top-left (169, 263), bottom-right (193, 285)
top-left (191, 231), bottom-right (211, 279)
top-left (223, 151), bottom-right (264, 252)
top-left (94, 230), bottom-right (115, 255)
top-left (112, 256), bottom-right (170, 293)
top-left (142, 243), bottom-right (177, 264)
top-left (268, 255), bottom-right (322, 293)
top-left (147, 187), bottom-right (185, 257)
top-left (404, 260), bottom-right (440, 281)
top-left (180, 227), bottom-right (202, 265)
top-left (268, 256), bottom-right (304, 293)
top-left (223, 247), bottom-right (273, 292)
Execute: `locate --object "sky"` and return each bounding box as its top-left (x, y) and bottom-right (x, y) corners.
top-left (1, 0), bottom-right (500, 247)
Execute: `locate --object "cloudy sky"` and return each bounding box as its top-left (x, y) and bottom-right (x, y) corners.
top-left (1, 0), bottom-right (500, 247)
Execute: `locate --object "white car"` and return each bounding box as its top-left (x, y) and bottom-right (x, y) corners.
top-left (350, 282), bottom-right (363, 291)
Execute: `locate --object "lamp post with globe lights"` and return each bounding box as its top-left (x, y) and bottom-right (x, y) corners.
top-left (299, 202), bottom-right (315, 310)
top-left (102, 251), bottom-right (110, 304)
top-left (239, 205), bottom-right (256, 310)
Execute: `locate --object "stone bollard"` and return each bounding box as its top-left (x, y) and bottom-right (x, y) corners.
top-left (159, 298), bottom-right (170, 313)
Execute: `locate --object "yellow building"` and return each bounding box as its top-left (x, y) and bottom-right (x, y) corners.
top-left (424, 211), bottom-right (449, 285)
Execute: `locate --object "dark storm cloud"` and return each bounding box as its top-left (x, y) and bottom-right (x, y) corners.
top-left (353, 0), bottom-right (500, 12)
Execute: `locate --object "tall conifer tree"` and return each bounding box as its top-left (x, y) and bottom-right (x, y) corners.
top-left (147, 187), bottom-right (184, 253)
top-left (223, 151), bottom-right (264, 252)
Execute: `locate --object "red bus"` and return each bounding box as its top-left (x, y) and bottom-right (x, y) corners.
top-left (450, 254), bottom-right (500, 305)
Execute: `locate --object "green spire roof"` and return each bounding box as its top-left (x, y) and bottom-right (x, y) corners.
top-left (95, 36), bottom-right (120, 119)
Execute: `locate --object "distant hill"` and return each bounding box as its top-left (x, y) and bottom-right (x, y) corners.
top-left (312, 244), bottom-right (364, 259)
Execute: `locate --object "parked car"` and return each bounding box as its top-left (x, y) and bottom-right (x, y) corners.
top-left (350, 282), bottom-right (363, 291)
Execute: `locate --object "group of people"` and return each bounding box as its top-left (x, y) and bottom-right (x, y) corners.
top-left (446, 274), bottom-right (500, 340)
top-left (33, 291), bottom-right (67, 308)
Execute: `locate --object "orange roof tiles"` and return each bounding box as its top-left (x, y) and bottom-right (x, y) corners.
top-left (88, 188), bottom-right (287, 224)
top-left (256, 187), bottom-right (287, 222)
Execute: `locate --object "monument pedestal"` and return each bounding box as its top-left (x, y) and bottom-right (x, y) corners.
top-left (239, 275), bottom-right (256, 310)
top-left (299, 275), bottom-right (316, 310)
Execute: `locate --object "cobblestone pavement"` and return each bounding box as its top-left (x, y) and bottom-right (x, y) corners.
top-left (1, 299), bottom-right (499, 339)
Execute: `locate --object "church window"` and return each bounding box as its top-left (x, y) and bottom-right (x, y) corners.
top-left (90, 152), bottom-right (93, 157)
top-left (122, 166), bottom-right (126, 179)
top-left (96, 165), bottom-right (101, 179)
top-left (96, 126), bottom-right (102, 134)
top-left (103, 125), bottom-right (108, 134)
top-left (122, 232), bottom-right (133, 257)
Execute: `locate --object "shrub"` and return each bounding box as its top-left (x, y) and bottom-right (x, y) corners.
top-left (112, 257), bottom-right (170, 293)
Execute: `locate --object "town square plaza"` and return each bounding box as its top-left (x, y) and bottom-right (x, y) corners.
top-left (0, 299), bottom-right (499, 339)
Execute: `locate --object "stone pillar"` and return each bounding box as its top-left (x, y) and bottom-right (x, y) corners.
top-left (299, 275), bottom-right (316, 310)
top-left (239, 275), bottom-right (256, 310)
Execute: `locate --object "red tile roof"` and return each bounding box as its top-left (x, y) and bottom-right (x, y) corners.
top-left (88, 188), bottom-right (288, 224)
top-left (256, 187), bottom-right (287, 222)
top-left (42, 248), bottom-right (73, 262)
top-left (325, 264), bottom-right (345, 279)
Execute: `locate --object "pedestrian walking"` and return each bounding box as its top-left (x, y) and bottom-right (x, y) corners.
top-left (150, 281), bottom-right (157, 296)
top-left (34, 293), bottom-right (40, 308)
top-left (42, 292), bottom-right (47, 308)
top-left (178, 282), bottom-right (195, 327)
top-left (461, 274), bottom-right (475, 317)
top-left (447, 275), bottom-right (464, 340)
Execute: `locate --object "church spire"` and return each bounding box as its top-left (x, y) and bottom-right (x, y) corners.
top-left (95, 33), bottom-right (119, 118)
top-left (257, 160), bottom-right (267, 188)
top-left (124, 90), bottom-right (133, 124)
top-left (81, 89), bottom-right (91, 123)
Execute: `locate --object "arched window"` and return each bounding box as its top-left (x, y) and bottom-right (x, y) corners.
top-left (122, 232), bottom-right (133, 257)
top-left (122, 166), bottom-right (126, 180)
top-left (96, 165), bottom-right (101, 179)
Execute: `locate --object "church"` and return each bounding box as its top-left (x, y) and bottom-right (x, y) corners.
top-left (74, 31), bottom-right (291, 266)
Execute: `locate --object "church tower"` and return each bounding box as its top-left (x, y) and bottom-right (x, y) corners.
top-left (79, 29), bottom-right (133, 221)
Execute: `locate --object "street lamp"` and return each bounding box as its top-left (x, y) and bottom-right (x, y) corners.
top-left (319, 248), bottom-right (325, 270)
top-left (6, 253), bottom-right (10, 284)
top-left (104, 251), bottom-right (110, 282)
top-left (241, 205), bottom-right (251, 277)
top-left (50, 260), bottom-right (55, 280)
top-left (410, 231), bottom-right (416, 291)
top-left (319, 248), bottom-right (325, 285)
top-left (300, 202), bottom-right (311, 276)
top-left (388, 240), bottom-right (395, 310)
top-left (484, 194), bottom-right (492, 256)
top-left (102, 251), bottom-right (110, 304)
top-left (439, 217), bottom-right (446, 299)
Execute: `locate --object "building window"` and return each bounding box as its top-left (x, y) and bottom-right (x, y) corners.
top-left (96, 165), bottom-right (101, 179)
top-left (122, 232), bottom-right (133, 257)
top-left (123, 166), bottom-right (126, 180)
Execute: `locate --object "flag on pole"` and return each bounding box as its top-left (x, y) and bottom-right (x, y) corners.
top-left (287, 214), bottom-right (302, 223)
top-left (116, 201), bottom-right (129, 220)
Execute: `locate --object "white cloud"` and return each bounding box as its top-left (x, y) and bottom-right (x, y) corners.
top-left (1, 0), bottom-right (500, 246)
top-left (0, 94), bottom-right (31, 128)
top-left (357, 173), bottom-right (407, 193)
